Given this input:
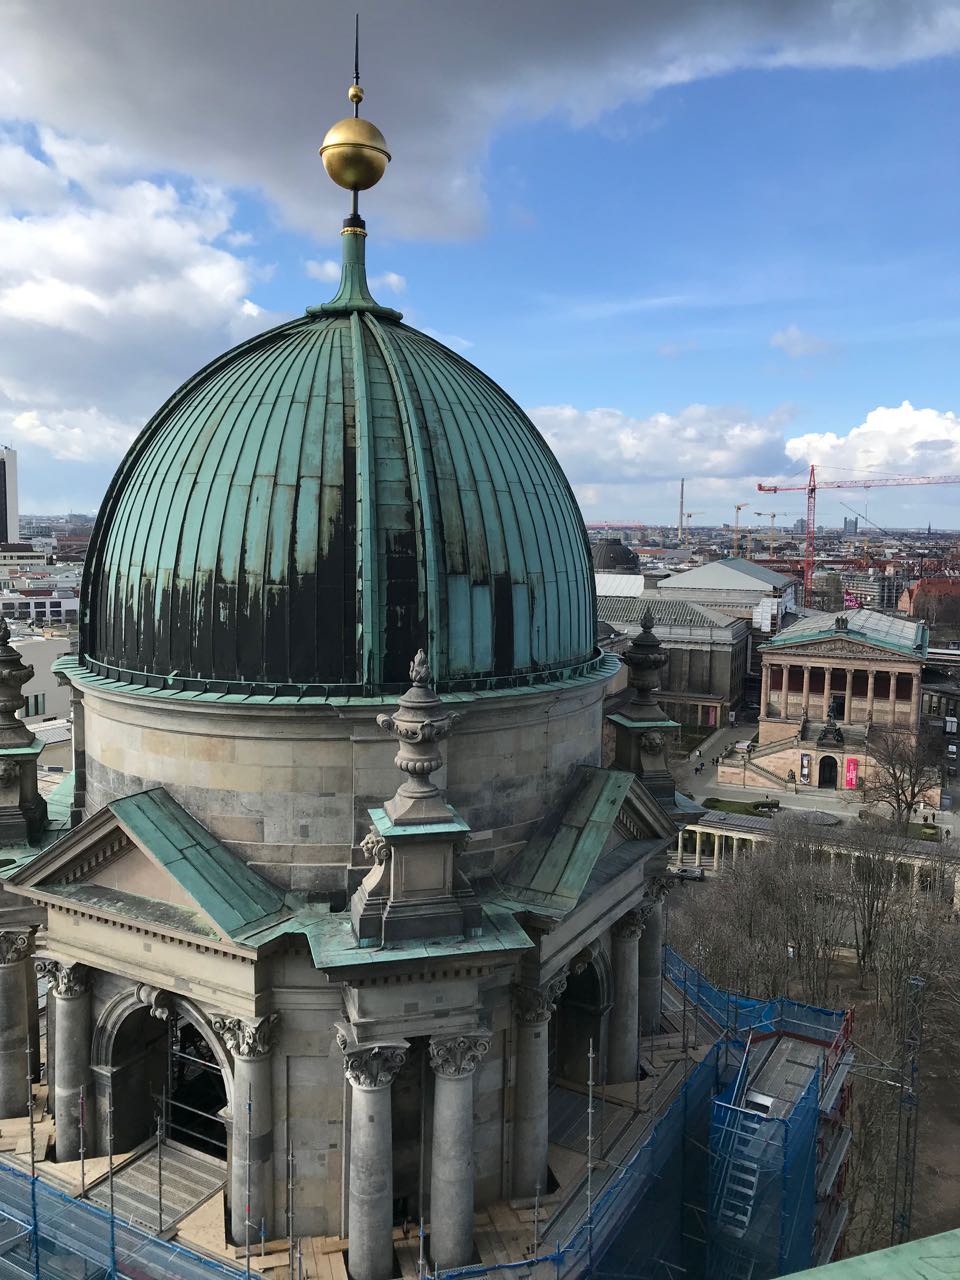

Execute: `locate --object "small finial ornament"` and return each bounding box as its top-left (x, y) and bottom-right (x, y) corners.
top-left (319, 16), bottom-right (390, 196)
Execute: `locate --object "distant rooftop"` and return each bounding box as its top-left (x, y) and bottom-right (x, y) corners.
top-left (763, 608), bottom-right (927, 658)
top-left (597, 595), bottom-right (740, 630)
top-left (662, 557), bottom-right (795, 592)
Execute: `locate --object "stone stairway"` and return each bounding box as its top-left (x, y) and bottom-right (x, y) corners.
top-left (85, 1141), bottom-right (225, 1232)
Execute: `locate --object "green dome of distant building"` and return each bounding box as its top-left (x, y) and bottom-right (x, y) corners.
top-left (80, 229), bottom-right (599, 697)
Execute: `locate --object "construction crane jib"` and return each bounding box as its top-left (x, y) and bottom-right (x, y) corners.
top-left (758, 465), bottom-right (960, 603)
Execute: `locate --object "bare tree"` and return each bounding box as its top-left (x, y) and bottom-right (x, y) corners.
top-left (863, 726), bottom-right (941, 830)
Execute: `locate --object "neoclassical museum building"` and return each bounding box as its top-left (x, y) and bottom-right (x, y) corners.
top-left (0, 82), bottom-right (691, 1279)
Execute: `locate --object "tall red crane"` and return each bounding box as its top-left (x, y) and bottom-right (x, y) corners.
top-left (757, 465), bottom-right (960, 603)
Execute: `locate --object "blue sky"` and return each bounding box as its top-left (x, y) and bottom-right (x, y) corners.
top-left (2, 2), bottom-right (960, 529)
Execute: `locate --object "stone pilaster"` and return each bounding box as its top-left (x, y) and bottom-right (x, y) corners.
top-left (429, 1032), bottom-right (491, 1270)
top-left (44, 962), bottom-right (94, 1161)
top-left (511, 972), bottom-right (567, 1199)
top-left (0, 931), bottom-right (32, 1118)
top-left (608, 910), bottom-right (644, 1084)
top-left (213, 1014), bottom-right (278, 1246)
top-left (338, 1037), bottom-right (408, 1280)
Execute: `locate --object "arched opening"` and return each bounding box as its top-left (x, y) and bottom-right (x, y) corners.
top-left (95, 994), bottom-right (230, 1164)
top-left (167, 1014), bottom-right (228, 1160)
top-left (818, 756), bottom-right (839, 790)
top-left (550, 951), bottom-right (612, 1085)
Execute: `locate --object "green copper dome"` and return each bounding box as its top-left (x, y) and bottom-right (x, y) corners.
top-left (81, 228), bottom-right (600, 697)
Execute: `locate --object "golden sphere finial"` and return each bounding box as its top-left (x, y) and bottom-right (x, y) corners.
top-left (320, 93), bottom-right (390, 193)
top-left (348, 84), bottom-right (364, 105)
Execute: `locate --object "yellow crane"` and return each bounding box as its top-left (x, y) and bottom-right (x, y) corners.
top-left (732, 503), bottom-right (750, 557)
top-left (754, 510), bottom-right (781, 558)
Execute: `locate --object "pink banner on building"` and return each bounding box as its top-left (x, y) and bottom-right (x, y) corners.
top-left (844, 757), bottom-right (859, 789)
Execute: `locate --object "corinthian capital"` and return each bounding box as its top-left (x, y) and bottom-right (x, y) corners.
top-left (336, 1033), bottom-right (407, 1089)
top-left (512, 970), bottom-right (568, 1025)
top-left (35, 959), bottom-right (88, 997)
top-left (212, 1013), bottom-right (278, 1060)
top-left (613, 908), bottom-right (646, 940)
top-left (429, 1032), bottom-right (491, 1079)
top-left (0, 929), bottom-right (33, 965)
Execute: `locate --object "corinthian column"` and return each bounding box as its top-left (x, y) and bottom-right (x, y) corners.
top-left (638, 879), bottom-right (672, 1034)
top-left (429, 1032), bottom-right (490, 1270)
top-left (213, 1014), bottom-right (279, 1247)
top-left (0, 931), bottom-right (32, 1117)
top-left (512, 973), bottom-right (567, 1199)
top-left (47, 963), bottom-right (93, 1161)
top-left (339, 1038), bottom-right (407, 1280)
top-left (608, 910), bottom-right (644, 1084)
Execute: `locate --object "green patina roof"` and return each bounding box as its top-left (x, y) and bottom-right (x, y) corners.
top-left (80, 228), bottom-right (599, 699)
top-left (108, 789), bottom-right (288, 942)
top-left (500, 766), bottom-right (635, 914)
top-left (762, 608), bottom-right (927, 658)
top-left (790, 1227), bottom-right (960, 1278)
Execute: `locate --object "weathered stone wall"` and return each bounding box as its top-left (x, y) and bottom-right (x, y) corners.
top-left (76, 676), bottom-right (607, 893)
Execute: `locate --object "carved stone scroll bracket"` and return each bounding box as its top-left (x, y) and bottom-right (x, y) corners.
top-left (135, 983), bottom-right (172, 1021)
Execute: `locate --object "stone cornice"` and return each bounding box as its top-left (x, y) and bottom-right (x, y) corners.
top-left (763, 640), bottom-right (919, 665)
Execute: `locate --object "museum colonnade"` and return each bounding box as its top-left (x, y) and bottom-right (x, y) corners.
top-left (763, 662), bottom-right (921, 726)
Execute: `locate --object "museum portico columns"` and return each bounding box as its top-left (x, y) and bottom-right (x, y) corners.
top-left (213, 1014), bottom-right (278, 1247)
top-left (760, 665), bottom-right (771, 716)
top-left (866, 670), bottom-right (876, 722)
top-left (608, 910), bottom-right (644, 1084)
top-left (512, 973), bottom-right (567, 1199)
top-left (429, 1032), bottom-right (490, 1271)
top-left (843, 670), bottom-right (854, 724)
top-left (42, 962), bottom-right (94, 1161)
top-left (339, 1037), bottom-right (408, 1280)
top-left (889, 670), bottom-right (899, 723)
top-left (0, 930), bottom-right (33, 1117)
top-left (911, 673), bottom-right (922, 727)
top-left (821, 670), bottom-right (831, 720)
top-left (801, 666), bottom-right (811, 719)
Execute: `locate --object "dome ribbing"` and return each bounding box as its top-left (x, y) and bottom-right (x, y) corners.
top-left (80, 231), bottom-right (599, 697)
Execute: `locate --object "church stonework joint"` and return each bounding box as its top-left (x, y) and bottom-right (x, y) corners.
top-left (429, 1031), bottom-right (491, 1079)
top-left (0, 929), bottom-right (32, 965)
top-left (337, 1034), bottom-right (407, 1089)
top-left (213, 1013), bottom-right (279, 1060)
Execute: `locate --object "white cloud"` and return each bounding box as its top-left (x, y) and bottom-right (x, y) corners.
top-left (0, 132), bottom-right (280, 465)
top-left (785, 401), bottom-right (960, 477)
top-left (2, 3), bottom-right (958, 239)
top-left (8, 407), bottom-right (137, 461)
top-left (529, 402), bottom-right (791, 486)
top-left (423, 327), bottom-right (474, 352)
top-left (371, 270), bottom-right (406, 294)
top-left (770, 324), bottom-right (830, 358)
top-left (305, 258), bottom-right (340, 283)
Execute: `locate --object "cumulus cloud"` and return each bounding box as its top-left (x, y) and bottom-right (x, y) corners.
top-left (529, 402), bottom-right (791, 487)
top-left (785, 401), bottom-right (960, 476)
top-left (2, 3), bottom-right (959, 239)
top-left (0, 131), bottom-right (279, 468)
top-left (305, 258), bottom-right (340, 283)
top-left (770, 323), bottom-right (831, 358)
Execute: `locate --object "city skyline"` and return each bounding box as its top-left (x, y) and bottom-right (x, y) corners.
top-left (2, 3), bottom-right (959, 524)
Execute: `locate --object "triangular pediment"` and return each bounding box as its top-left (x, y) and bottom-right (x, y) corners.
top-left (766, 636), bottom-right (910, 661)
top-left (5, 787), bottom-right (291, 946)
top-left (500, 766), bottom-right (675, 917)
